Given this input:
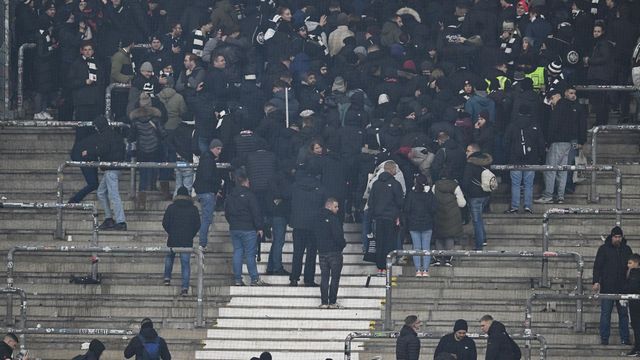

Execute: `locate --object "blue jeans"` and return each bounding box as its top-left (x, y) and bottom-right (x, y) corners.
top-left (97, 170), bottom-right (125, 223)
top-left (267, 216), bottom-right (287, 272)
top-left (543, 142), bottom-right (572, 199)
top-left (163, 249), bottom-right (191, 290)
top-left (469, 197), bottom-right (489, 250)
top-left (600, 299), bottom-right (629, 342)
top-left (174, 168), bottom-right (194, 197)
top-left (409, 230), bottom-right (432, 272)
top-left (231, 230), bottom-right (259, 282)
top-left (197, 193), bottom-right (216, 247)
top-left (510, 170), bottom-right (535, 209)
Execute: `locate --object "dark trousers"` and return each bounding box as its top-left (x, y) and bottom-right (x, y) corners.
top-left (631, 304), bottom-right (640, 351)
top-left (375, 218), bottom-right (398, 270)
top-left (73, 104), bottom-right (98, 149)
top-left (69, 167), bottom-right (99, 203)
top-left (590, 79), bottom-right (610, 126)
top-left (289, 228), bottom-right (317, 284)
top-left (319, 252), bottom-right (343, 305)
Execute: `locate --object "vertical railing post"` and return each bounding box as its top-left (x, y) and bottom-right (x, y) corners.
top-left (576, 254), bottom-right (585, 333)
top-left (590, 126), bottom-right (600, 203)
top-left (2, 0), bottom-right (12, 120)
top-left (541, 212), bottom-right (551, 288)
top-left (90, 206), bottom-right (99, 281)
top-left (615, 167), bottom-right (622, 224)
top-left (384, 250), bottom-right (395, 331)
top-left (17, 43), bottom-right (35, 118)
top-left (196, 247), bottom-right (205, 327)
top-left (55, 163), bottom-right (67, 239)
top-left (129, 156), bottom-right (137, 200)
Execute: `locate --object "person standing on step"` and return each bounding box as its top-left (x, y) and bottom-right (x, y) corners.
top-left (432, 168), bottom-right (466, 267)
top-left (535, 86), bottom-right (587, 205)
top-left (593, 226), bottom-right (632, 345)
top-left (94, 115), bottom-right (127, 231)
top-left (368, 161), bottom-right (404, 277)
top-left (396, 315), bottom-right (421, 360)
top-left (124, 318), bottom-right (171, 360)
top-left (434, 319), bottom-right (477, 360)
top-left (162, 186), bottom-right (200, 296)
top-left (289, 159), bottom-right (326, 287)
top-left (72, 339), bottom-right (105, 360)
top-left (193, 139), bottom-right (223, 251)
top-left (480, 314), bottom-right (521, 360)
top-left (403, 174), bottom-right (437, 277)
top-left (316, 197), bottom-right (346, 309)
top-left (0, 333), bottom-right (26, 360)
top-left (461, 143), bottom-right (493, 251)
top-left (625, 253), bottom-right (640, 356)
top-left (224, 168), bottom-right (268, 286)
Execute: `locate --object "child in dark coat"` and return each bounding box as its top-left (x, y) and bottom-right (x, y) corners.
top-left (626, 253), bottom-right (640, 356)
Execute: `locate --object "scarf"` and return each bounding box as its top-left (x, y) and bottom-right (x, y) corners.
top-left (192, 29), bottom-right (205, 57)
top-left (84, 56), bottom-right (97, 82)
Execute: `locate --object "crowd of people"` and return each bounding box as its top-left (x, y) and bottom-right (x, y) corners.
top-left (10, 0), bottom-right (640, 357)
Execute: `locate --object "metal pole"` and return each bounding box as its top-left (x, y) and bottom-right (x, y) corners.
top-left (17, 43), bottom-right (35, 118)
top-left (542, 212), bottom-right (550, 287)
top-left (615, 167), bottom-right (622, 224)
top-left (590, 126), bottom-right (601, 203)
top-left (284, 87), bottom-right (289, 128)
top-left (196, 248), bottom-right (205, 327)
top-left (0, 120), bottom-right (129, 127)
top-left (56, 163), bottom-right (67, 239)
top-left (384, 252), bottom-right (393, 331)
top-left (104, 83), bottom-right (131, 120)
top-left (0, 287), bottom-right (27, 349)
top-left (90, 207), bottom-right (99, 281)
top-left (2, 0), bottom-right (10, 120)
top-left (0, 327), bottom-right (135, 336)
top-left (575, 85), bottom-right (640, 91)
top-left (0, 201), bottom-right (94, 241)
top-left (130, 156), bottom-right (137, 200)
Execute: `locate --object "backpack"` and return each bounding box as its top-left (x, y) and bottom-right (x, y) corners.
top-left (139, 335), bottom-right (161, 360)
top-left (477, 167), bottom-right (498, 192)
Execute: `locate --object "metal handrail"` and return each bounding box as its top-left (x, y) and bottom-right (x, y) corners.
top-left (0, 120), bottom-right (129, 127)
top-left (590, 125), bottom-right (640, 202)
top-left (525, 292), bottom-right (640, 336)
top-left (6, 245), bottom-right (205, 327)
top-left (17, 42), bottom-right (35, 118)
top-left (344, 331), bottom-right (548, 360)
top-left (56, 161), bottom-right (232, 237)
top-left (491, 164), bottom-right (622, 206)
top-left (575, 85), bottom-right (640, 92)
top-left (2, 0), bottom-right (11, 120)
top-left (0, 287), bottom-right (27, 350)
top-left (104, 83), bottom-right (131, 120)
top-left (384, 250), bottom-right (584, 331)
top-left (0, 326), bottom-right (134, 336)
top-left (541, 208), bottom-right (640, 287)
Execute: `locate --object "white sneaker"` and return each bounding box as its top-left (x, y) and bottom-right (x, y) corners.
top-left (41, 111), bottom-right (53, 120)
top-left (33, 112), bottom-right (45, 120)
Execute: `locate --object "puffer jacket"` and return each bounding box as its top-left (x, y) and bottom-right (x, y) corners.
top-left (462, 152), bottom-right (493, 199)
top-left (162, 196), bottom-right (200, 248)
top-left (594, 234), bottom-right (633, 293)
top-left (433, 178), bottom-right (466, 238)
top-left (403, 187), bottom-right (438, 231)
top-left (368, 172), bottom-right (404, 221)
top-left (128, 106), bottom-right (165, 154)
top-left (158, 87), bottom-right (187, 130)
top-left (290, 173), bottom-right (326, 230)
top-left (396, 325), bottom-right (420, 360)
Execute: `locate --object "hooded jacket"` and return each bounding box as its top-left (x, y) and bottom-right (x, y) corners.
top-left (433, 178), bottom-right (466, 239)
top-left (128, 106), bottom-right (165, 154)
top-left (504, 112), bottom-right (545, 165)
top-left (485, 321), bottom-right (521, 360)
top-left (315, 208), bottom-right (346, 254)
top-left (368, 172), bottom-right (404, 221)
top-left (593, 234), bottom-right (633, 293)
top-left (462, 152), bottom-right (493, 198)
top-left (124, 324), bottom-right (171, 360)
top-left (162, 196), bottom-right (200, 248)
top-left (290, 173), bottom-right (326, 230)
top-left (547, 98), bottom-right (587, 145)
top-left (158, 88), bottom-right (188, 130)
top-left (193, 150), bottom-right (221, 195)
top-left (395, 325), bottom-right (420, 360)
top-left (434, 332), bottom-right (478, 360)
top-left (403, 186), bottom-right (438, 231)
top-left (431, 138), bottom-right (467, 183)
top-left (224, 185), bottom-right (264, 231)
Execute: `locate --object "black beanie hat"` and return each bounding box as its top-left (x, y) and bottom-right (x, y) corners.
top-left (453, 319), bottom-right (468, 332)
top-left (611, 226), bottom-right (624, 237)
top-left (176, 186), bottom-right (189, 197)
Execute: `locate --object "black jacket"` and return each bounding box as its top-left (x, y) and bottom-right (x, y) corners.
top-left (267, 171), bottom-right (293, 219)
top-left (403, 188), bottom-right (438, 232)
top-left (368, 172), bottom-right (404, 221)
top-left (315, 208), bottom-right (346, 254)
top-left (431, 138), bottom-right (467, 183)
top-left (193, 151), bottom-right (221, 194)
top-left (547, 99), bottom-right (587, 145)
top-left (246, 150), bottom-right (276, 192)
top-left (485, 321), bottom-right (521, 360)
top-left (462, 152), bottom-right (493, 199)
top-left (588, 36), bottom-right (615, 82)
top-left (396, 325), bottom-right (421, 360)
top-left (290, 174), bottom-right (326, 230)
top-left (593, 235), bottom-right (633, 293)
top-left (162, 196), bottom-right (200, 248)
top-left (167, 122), bottom-right (195, 161)
top-left (626, 267), bottom-right (640, 313)
top-left (0, 341), bottom-right (12, 360)
top-left (434, 333), bottom-right (478, 360)
top-left (124, 327), bottom-right (171, 360)
top-left (96, 127), bottom-right (126, 170)
top-left (224, 185), bottom-right (263, 231)
top-left (128, 106), bottom-right (165, 154)
top-left (68, 56), bottom-right (105, 106)
top-left (504, 113), bottom-right (545, 165)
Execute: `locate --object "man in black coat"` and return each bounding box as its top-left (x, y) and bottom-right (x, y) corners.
top-left (193, 139), bottom-right (223, 250)
top-left (289, 162), bottom-right (326, 287)
top-left (368, 161), bottom-right (404, 275)
top-left (434, 319), bottom-right (477, 360)
top-left (593, 226), bottom-right (633, 345)
top-left (316, 198), bottom-right (346, 309)
top-left (480, 314), bottom-right (521, 360)
top-left (124, 318), bottom-right (171, 360)
top-left (162, 186), bottom-right (200, 296)
top-left (431, 132), bottom-right (467, 183)
top-left (396, 315), bottom-right (421, 360)
top-left (461, 143), bottom-right (493, 250)
top-left (0, 333), bottom-right (21, 360)
top-left (72, 339), bottom-right (105, 360)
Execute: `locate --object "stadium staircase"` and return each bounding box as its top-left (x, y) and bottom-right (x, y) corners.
top-left (0, 122), bottom-right (638, 359)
